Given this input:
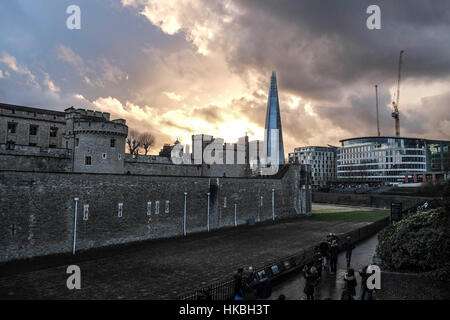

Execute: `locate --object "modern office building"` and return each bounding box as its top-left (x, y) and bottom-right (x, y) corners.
top-left (264, 71), bottom-right (285, 165)
top-left (289, 146), bottom-right (337, 187)
top-left (337, 136), bottom-right (450, 183)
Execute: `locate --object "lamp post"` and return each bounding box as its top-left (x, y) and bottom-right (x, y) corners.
top-left (207, 192), bottom-right (210, 232)
top-left (72, 197), bottom-right (79, 255)
top-left (183, 192), bottom-right (187, 236)
top-left (272, 188), bottom-right (275, 221)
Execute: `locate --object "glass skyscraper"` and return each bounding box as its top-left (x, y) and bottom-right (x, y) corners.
top-left (264, 71), bottom-right (285, 165)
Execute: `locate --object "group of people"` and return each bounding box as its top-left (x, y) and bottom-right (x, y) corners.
top-left (304, 233), bottom-right (366, 300)
top-left (340, 264), bottom-right (375, 300)
top-left (233, 266), bottom-right (272, 300)
top-left (231, 233), bottom-right (375, 301)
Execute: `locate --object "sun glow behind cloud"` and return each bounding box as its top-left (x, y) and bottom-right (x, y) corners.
top-left (1, 0), bottom-right (450, 156)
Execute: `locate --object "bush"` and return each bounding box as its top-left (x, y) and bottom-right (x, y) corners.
top-left (418, 181), bottom-right (446, 197)
top-left (376, 207), bottom-right (450, 281)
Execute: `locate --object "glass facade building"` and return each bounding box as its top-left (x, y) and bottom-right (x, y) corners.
top-left (289, 146), bottom-right (337, 187)
top-left (426, 140), bottom-right (450, 172)
top-left (337, 136), bottom-right (450, 182)
top-left (264, 71), bottom-right (285, 165)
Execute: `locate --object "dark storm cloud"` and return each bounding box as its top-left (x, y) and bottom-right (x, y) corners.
top-left (230, 0), bottom-right (450, 101)
top-left (317, 88), bottom-right (429, 138)
top-left (1, 0), bottom-right (449, 153)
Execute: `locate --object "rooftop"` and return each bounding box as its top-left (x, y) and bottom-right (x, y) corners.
top-left (340, 136), bottom-right (450, 143)
top-left (0, 102), bottom-right (65, 117)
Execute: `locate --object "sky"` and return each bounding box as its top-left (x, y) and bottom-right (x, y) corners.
top-left (1, 0), bottom-right (449, 156)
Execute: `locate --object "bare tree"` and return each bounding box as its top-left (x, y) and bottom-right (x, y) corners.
top-left (139, 132), bottom-right (156, 155)
top-left (126, 129), bottom-right (141, 157)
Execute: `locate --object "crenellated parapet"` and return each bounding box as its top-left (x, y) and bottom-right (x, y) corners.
top-left (72, 120), bottom-right (128, 137)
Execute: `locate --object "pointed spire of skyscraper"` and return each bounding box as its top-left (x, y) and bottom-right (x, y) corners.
top-left (264, 71), bottom-right (285, 165)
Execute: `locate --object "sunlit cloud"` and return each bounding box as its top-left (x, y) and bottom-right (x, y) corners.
top-left (1, 0), bottom-right (449, 156)
top-left (122, 0), bottom-right (242, 55)
top-left (43, 72), bottom-right (60, 93)
top-left (304, 103), bottom-right (316, 117)
top-left (287, 94), bottom-right (302, 110)
top-left (163, 91), bottom-right (184, 101)
top-left (0, 51), bottom-right (39, 87)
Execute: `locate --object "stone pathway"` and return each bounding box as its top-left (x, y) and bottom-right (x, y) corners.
top-left (0, 218), bottom-right (369, 299)
top-left (272, 233), bottom-right (378, 300)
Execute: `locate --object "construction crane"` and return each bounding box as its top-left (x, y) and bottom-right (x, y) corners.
top-left (375, 84), bottom-right (380, 136)
top-left (392, 50), bottom-right (404, 137)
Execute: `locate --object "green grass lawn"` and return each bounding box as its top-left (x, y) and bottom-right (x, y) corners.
top-left (306, 208), bottom-right (390, 222)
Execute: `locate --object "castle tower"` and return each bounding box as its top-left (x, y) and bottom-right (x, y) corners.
top-left (264, 71), bottom-right (285, 165)
top-left (64, 108), bottom-right (128, 174)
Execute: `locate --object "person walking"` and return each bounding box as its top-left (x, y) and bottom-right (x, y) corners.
top-left (329, 239), bottom-right (339, 274)
top-left (303, 265), bottom-right (319, 300)
top-left (359, 265), bottom-right (374, 300)
top-left (319, 240), bottom-right (331, 273)
top-left (343, 268), bottom-right (357, 299)
top-left (343, 236), bottom-right (355, 268)
top-left (241, 266), bottom-right (259, 300)
top-left (313, 246), bottom-right (323, 279)
top-left (233, 268), bottom-right (244, 300)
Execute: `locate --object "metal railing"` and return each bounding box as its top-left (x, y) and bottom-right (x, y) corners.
top-left (179, 278), bottom-right (236, 300)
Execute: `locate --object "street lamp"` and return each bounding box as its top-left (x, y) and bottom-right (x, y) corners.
top-left (183, 192), bottom-right (188, 236)
top-left (207, 192), bottom-right (210, 232)
top-left (272, 188), bottom-right (275, 221)
top-left (73, 197), bottom-right (79, 255)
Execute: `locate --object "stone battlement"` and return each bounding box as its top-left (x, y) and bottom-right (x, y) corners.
top-left (73, 120), bottom-right (128, 136)
top-left (64, 107), bottom-right (111, 121)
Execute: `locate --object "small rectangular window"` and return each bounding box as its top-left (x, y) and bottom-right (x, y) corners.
top-left (85, 156), bottom-right (92, 165)
top-left (118, 154), bottom-right (122, 160)
top-left (83, 204), bottom-right (89, 221)
top-left (102, 153), bottom-right (107, 159)
top-left (223, 197), bottom-right (227, 208)
top-left (147, 201), bottom-right (152, 216)
top-left (110, 139), bottom-right (116, 148)
top-left (49, 144), bottom-right (57, 148)
top-left (29, 125), bottom-right (38, 136)
top-left (49, 127), bottom-right (58, 137)
top-left (7, 122), bottom-right (17, 134)
top-left (165, 200), bottom-right (170, 214)
top-left (155, 201), bottom-right (160, 215)
top-left (75, 138), bottom-right (79, 147)
top-left (118, 203), bottom-right (123, 217)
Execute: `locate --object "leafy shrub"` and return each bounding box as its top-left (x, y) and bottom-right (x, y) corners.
top-left (418, 181), bottom-right (447, 197)
top-left (376, 207), bottom-right (450, 281)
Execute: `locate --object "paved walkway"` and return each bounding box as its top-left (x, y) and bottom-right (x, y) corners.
top-left (272, 233), bottom-right (378, 300)
top-left (0, 217), bottom-right (369, 300)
